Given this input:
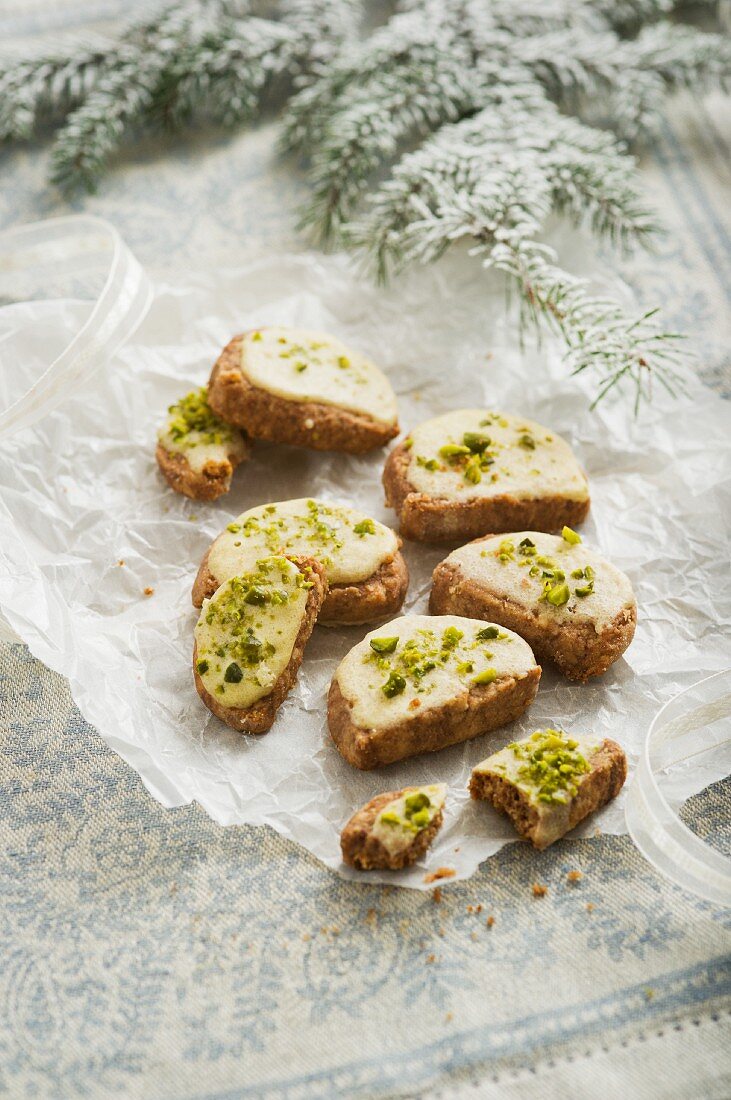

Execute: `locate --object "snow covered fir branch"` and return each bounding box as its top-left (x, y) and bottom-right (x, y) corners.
top-left (1, 0), bottom-right (728, 407)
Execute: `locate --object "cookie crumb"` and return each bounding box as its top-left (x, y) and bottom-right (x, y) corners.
top-left (424, 867), bottom-right (456, 884)
top-left (301, 932), bottom-right (311, 942)
top-left (116, 559), bottom-right (125, 567)
top-left (408, 698), bottom-right (421, 709)
top-left (567, 870), bottom-right (582, 884)
top-left (426, 953), bottom-right (436, 964)
top-left (475, 904), bottom-right (483, 913)
top-left (364, 908), bottom-right (377, 926)
top-left (432, 887), bottom-right (443, 904)
top-left (486, 915), bottom-right (495, 928)
top-left (470, 931), bottom-right (479, 942)
top-left (445, 1012), bottom-right (453, 1023)
top-left (532, 883), bottom-right (548, 898)
top-left (143, 587), bottom-right (154, 597)
top-left (586, 902), bottom-right (595, 913)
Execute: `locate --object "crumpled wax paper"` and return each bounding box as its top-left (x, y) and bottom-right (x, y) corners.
top-left (1, 249), bottom-right (730, 889)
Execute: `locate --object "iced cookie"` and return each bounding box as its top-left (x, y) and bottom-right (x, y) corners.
top-left (328, 614), bottom-right (540, 769)
top-left (383, 409), bottom-right (589, 543)
top-left (207, 328), bottom-right (399, 453)
top-left (192, 498), bottom-right (408, 626)
top-left (156, 386), bottom-right (250, 501)
top-left (193, 555), bottom-right (327, 733)
top-left (430, 528), bottom-right (636, 681)
top-left (470, 729), bottom-right (627, 849)
top-left (341, 784), bottom-right (447, 870)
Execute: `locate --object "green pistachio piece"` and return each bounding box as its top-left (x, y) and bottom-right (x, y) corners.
top-left (476, 625), bottom-right (500, 640)
top-left (562, 526), bottom-right (582, 545)
top-left (354, 518), bottom-right (376, 536)
top-left (379, 811), bottom-right (401, 826)
top-left (463, 431), bottom-right (491, 453)
top-left (575, 583), bottom-right (594, 597)
top-left (442, 625), bottom-right (464, 648)
top-left (472, 667), bottom-right (497, 685)
top-left (518, 433), bottom-right (536, 449)
top-left (546, 583), bottom-right (570, 606)
top-left (224, 662), bottom-right (243, 683)
top-left (439, 443), bottom-right (471, 458)
top-left (382, 672), bottom-right (406, 698)
top-left (370, 636), bottom-right (399, 654)
top-left (196, 659), bottom-right (209, 675)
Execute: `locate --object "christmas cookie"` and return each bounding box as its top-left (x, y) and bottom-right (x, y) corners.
top-left (341, 784), bottom-right (447, 871)
top-left (207, 328), bottom-right (399, 453)
top-left (156, 386), bottom-right (250, 501)
top-left (469, 729), bottom-right (627, 849)
top-left (328, 614), bottom-right (540, 769)
top-left (193, 555), bottom-right (327, 734)
top-left (430, 528), bottom-right (636, 681)
top-left (383, 409), bottom-right (590, 542)
top-left (192, 498), bottom-right (408, 626)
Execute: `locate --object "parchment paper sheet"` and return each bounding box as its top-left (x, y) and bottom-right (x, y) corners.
top-left (1, 250), bottom-right (729, 888)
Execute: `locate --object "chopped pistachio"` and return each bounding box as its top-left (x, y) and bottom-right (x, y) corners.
top-left (546, 583), bottom-right (570, 606)
top-left (416, 455), bottom-right (439, 471)
top-left (196, 659), bottom-right (209, 675)
top-left (472, 667), bottom-right (497, 685)
top-left (382, 671), bottom-right (406, 698)
top-left (337, 355), bottom-right (350, 369)
top-left (575, 583), bottom-right (594, 597)
top-left (562, 526), bottom-right (582, 545)
top-left (463, 431), bottom-right (491, 453)
top-left (251, 332), bottom-right (263, 341)
top-left (370, 636), bottom-right (399, 654)
top-left (227, 522), bottom-right (241, 533)
top-left (353, 518), bottom-right (376, 536)
top-left (476, 625), bottom-right (500, 640)
top-left (518, 433), bottom-right (536, 449)
top-left (403, 437), bottom-right (413, 450)
top-left (439, 443), bottom-right (471, 459)
top-left (442, 625), bottom-right (464, 649)
top-left (224, 662), bottom-right (243, 683)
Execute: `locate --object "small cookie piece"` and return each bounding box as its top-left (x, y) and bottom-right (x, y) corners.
top-left (193, 554), bottom-right (327, 733)
top-left (208, 328), bottom-right (399, 454)
top-left (192, 498), bottom-right (408, 626)
top-left (470, 729), bottom-right (627, 849)
top-left (430, 528), bottom-right (636, 681)
top-left (156, 386), bottom-right (250, 501)
top-left (328, 614), bottom-right (540, 769)
top-left (341, 784), bottom-right (447, 870)
top-left (383, 409), bottom-right (589, 543)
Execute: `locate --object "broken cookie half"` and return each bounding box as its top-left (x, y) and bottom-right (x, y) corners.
top-left (470, 729), bottom-right (627, 849)
top-left (157, 385), bottom-right (249, 501)
top-left (193, 554), bottom-right (327, 734)
top-left (341, 784), bottom-right (447, 870)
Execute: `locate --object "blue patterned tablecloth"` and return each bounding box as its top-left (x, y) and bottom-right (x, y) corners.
top-left (1, 8), bottom-right (730, 1097)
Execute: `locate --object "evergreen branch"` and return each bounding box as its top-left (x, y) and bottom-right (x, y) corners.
top-left (0, 39), bottom-right (115, 141)
top-left (349, 109), bottom-right (676, 405)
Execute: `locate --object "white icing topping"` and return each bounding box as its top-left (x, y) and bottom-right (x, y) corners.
top-left (194, 557), bottom-right (309, 709)
top-left (208, 498), bottom-right (399, 586)
top-left (371, 784), bottom-right (446, 856)
top-left (240, 327), bottom-right (398, 426)
top-left (405, 409), bottom-right (588, 502)
top-left (335, 613), bottom-right (537, 732)
top-left (445, 530), bottom-right (635, 632)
